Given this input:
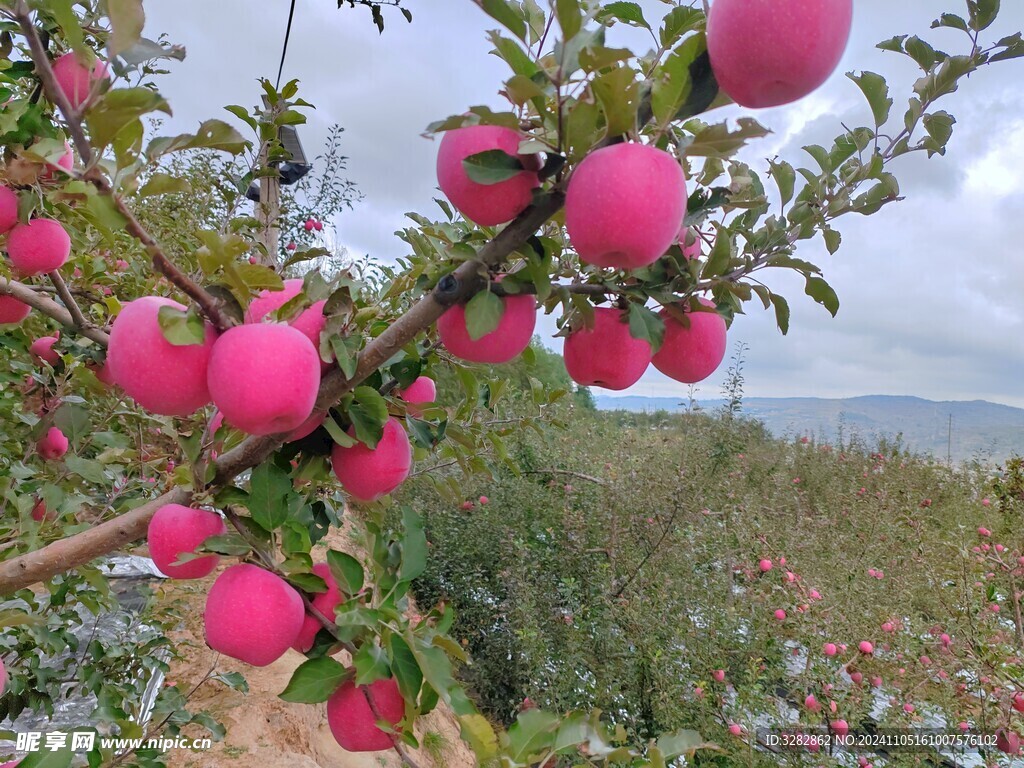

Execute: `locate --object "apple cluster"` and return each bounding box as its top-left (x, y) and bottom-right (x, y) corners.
top-left (431, 0), bottom-right (854, 390)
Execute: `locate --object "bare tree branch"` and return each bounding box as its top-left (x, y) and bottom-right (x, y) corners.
top-left (0, 276), bottom-right (109, 346)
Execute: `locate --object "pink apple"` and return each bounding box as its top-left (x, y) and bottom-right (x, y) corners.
top-left (478, 495), bottom-right (489, 505)
top-left (40, 141), bottom-right (74, 182)
top-left (563, 307), bottom-right (652, 390)
top-left (677, 226), bottom-right (702, 260)
top-left (871, 676), bottom-right (882, 688)
top-left (207, 324), bottom-right (320, 435)
top-left (1012, 693), bottom-right (1024, 713)
top-left (773, 608), bottom-right (786, 621)
top-left (437, 293), bottom-right (536, 364)
top-left (823, 643), bottom-right (837, 657)
top-left (286, 412), bottom-right (326, 443)
top-left (203, 563), bottom-right (304, 666)
top-left (850, 672), bottom-right (863, 685)
top-left (651, 300), bottom-right (727, 384)
top-left (881, 621), bottom-right (894, 633)
top-left (246, 279), bottom-right (329, 369)
top-left (758, 558), bottom-right (773, 572)
top-left (728, 723), bottom-right (743, 737)
top-left (327, 677), bottom-right (405, 752)
top-left (706, 0), bottom-right (853, 109)
top-left (304, 218), bottom-right (316, 232)
top-left (981, 497), bottom-right (991, 506)
top-left (108, 297), bottom-right (217, 416)
top-left (38, 426), bottom-right (68, 460)
top-left (902, 702), bottom-right (914, 714)
top-left (805, 694), bottom-right (821, 712)
top-left (436, 125), bottom-right (539, 226)
top-left (292, 563), bottom-right (344, 653)
top-left (7, 219), bottom-right (71, 275)
top-left (0, 295), bottom-right (30, 325)
top-left (29, 334), bottom-right (60, 366)
top-left (832, 720), bottom-right (849, 737)
top-left (858, 641), bottom-right (873, 655)
top-left (978, 526), bottom-right (991, 537)
top-left (147, 504), bottom-right (226, 579)
top-left (0, 185), bottom-right (18, 233)
top-left (52, 52), bottom-right (109, 110)
top-left (397, 376), bottom-right (437, 416)
top-left (712, 669), bottom-right (726, 683)
top-left (331, 417), bottom-right (412, 502)
top-left (565, 142), bottom-right (686, 270)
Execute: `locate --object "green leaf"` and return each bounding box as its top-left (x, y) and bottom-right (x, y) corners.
top-left (507, 709), bottom-right (560, 761)
top-left (968, 0), bottom-right (999, 31)
top-left (684, 118), bottom-right (770, 159)
top-left (591, 66), bottom-right (640, 138)
top-left (669, 37), bottom-right (720, 121)
top-left (660, 6), bottom-right (703, 48)
top-left (202, 534), bottom-right (252, 557)
top-left (147, 119), bottom-right (248, 159)
top-left (279, 657), bottom-right (348, 703)
top-left (767, 158), bottom-right (795, 208)
top-left (388, 634), bottom-right (423, 703)
top-left (107, 0), bottom-right (145, 56)
top-left (479, 0), bottom-right (526, 40)
top-left (702, 231), bottom-right (732, 277)
top-left (156, 305), bottom-right (207, 346)
top-left (353, 643), bottom-right (390, 685)
top-left (64, 456), bottom-right (107, 483)
top-left (399, 507), bottom-right (427, 582)
top-left (657, 728), bottom-right (710, 758)
top-left (459, 714), bottom-right (499, 761)
top-left (626, 303), bottom-right (664, 353)
top-left (349, 386), bottom-right (389, 449)
top-left (823, 228), bottom-right (841, 255)
top-left (555, 0), bottom-right (581, 40)
top-left (86, 87), bottom-right (170, 148)
top-left (599, 1), bottom-right (650, 30)
top-left (249, 460), bottom-right (292, 531)
top-left (931, 12), bottom-right (970, 32)
top-left (804, 276), bottom-right (840, 317)
top-left (138, 172), bottom-right (191, 197)
top-left (464, 290), bottom-right (505, 341)
top-left (461, 149), bottom-right (524, 185)
top-left (327, 549), bottom-right (364, 597)
top-left (17, 744), bottom-right (74, 768)
top-left (847, 71), bottom-right (892, 126)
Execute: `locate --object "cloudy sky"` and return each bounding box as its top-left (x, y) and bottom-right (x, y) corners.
top-left (142, 1), bottom-right (1024, 408)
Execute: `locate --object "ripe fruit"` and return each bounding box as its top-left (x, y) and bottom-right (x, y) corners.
top-left (805, 694), bottom-right (821, 712)
top-left (850, 672), bottom-right (863, 685)
top-left (31, 499), bottom-right (52, 522)
top-left (29, 334), bottom-right (60, 366)
top-left (0, 186), bottom-right (18, 233)
top-left (858, 641), bottom-right (874, 655)
top-left (37, 427), bottom-right (68, 460)
top-left (203, 564), bottom-right (304, 666)
top-left (292, 563), bottom-right (344, 653)
top-left (52, 52), bottom-right (109, 109)
top-left (706, 0), bottom-right (853, 109)
top-left (331, 417), bottom-right (412, 502)
top-left (758, 558), bottom-right (773, 572)
top-left (207, 324), bottom-right (320, 435)
top-left (397, 376), bottom-right (436, 416)
top-left (823, 643), bottom-right (837, 657)
top-left (712, 669), bottom-right (726, 682)
top-left (40, 141), bottom-right (74, 182)
top-left (437, 293), bottom-right (536, 364)
top-left (678, 226), bottom-right (702, 260)
top-left (327, 677), bottom-right (405, 752)
top-left (563, 307), bottom-right (652, 390)
top-left (147, 504), bottom-right (226, 579)
top-left (773, 609), bottom-right (786, 621)
top-left (107, 297), bottom-right (217, 416)
top-left (651, 300), bottom-right (727, 384)
top-left (1012, 692), bottom-right (1024, 713)
top-left (246, 279), bottom-right (328, 369)
top-left (7, 219), bottom-right (71, 275)
top-left (0, 295), bottom-right (29, 325)
top-left (728, 723), bottom-right (743, 737)
top-left (565, 143), bottom-right (686, 270)
top-left (998, 730), bottom-right (1023, 755)
top-left (436, 125), bottom-right (539, 226)
top-left (832, 720), bottom-right (849, 737)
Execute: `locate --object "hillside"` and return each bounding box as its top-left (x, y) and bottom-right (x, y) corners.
top-left (594, 394), bottom-right (1024, 463)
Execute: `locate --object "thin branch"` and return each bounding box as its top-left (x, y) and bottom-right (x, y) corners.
top-left (0, 276), bottom-right (109, 346)
top-left (522, 469), bottom-right (608, 486)
top-left (13, 5), bottom-right (235, 332)
top-left (48, 270), bottom-right (91, 330)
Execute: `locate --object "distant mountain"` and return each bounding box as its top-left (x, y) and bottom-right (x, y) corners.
top-left (593, 394), bottom-right (1024, 463)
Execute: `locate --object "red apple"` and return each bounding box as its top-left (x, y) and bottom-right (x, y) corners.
top-left (203, 563), bottom-right (304, 666)
top-left (38, 426), bottom-right (68, 460)
top-left (7, 219), bottom-right (71, 275)
top-left (707, 0), bottom-right (853, 109)
top-left (438, 293), bottom-right (536, 364)
top-left (108, 297), bottom-right (217, 416)
top-left (0, 296), bottom-right (30, 325)
top-left (52, 52), bottom-right (110, 110)
top-left (246, 279), bottom-right (329, 370)
top-left (565, 143), bottom-right (686, 270)
top-left (292, 563), bottom-right (344, 653)
top-left (677, 226), bottom-right (702, 260)
top-left (563, 307), bottom-right (652, 390)
top-left (331, 417), bottom-right (412, 502)
top-left (0, 185), bottom-right (18, 233)
top-left (651, 300), bottom-right (727, 384)
top-left (758, 558), bottom-right (773, 572)
top-left (436, 125), bottom-right (539, 226)
top-left (1012, 692), bottom-right (1024, 713)
top-left (858, 641), bottom-right (874, 655)
top-left (207, 324), bottom-right (320, 435)
top-left (832, 720), bottom-right (849, 737)
top-left (29, 334), bottom-right (60, 366)
top-left (31, 498), bottom-right (53, 522)
top-left (396, 376), bottom-right (436, 416)
top-left (39, 141), bottom-right (74, 182)
top-left (823, 643), bottom-right (837, 657)
top-left (147, 504), bottom-right (226, 579)
top-left (997, 729), bottom-right (1021, 755)
top-left (327, 677), bottom-right (405, 752)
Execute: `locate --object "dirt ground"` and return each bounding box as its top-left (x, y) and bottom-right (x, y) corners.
top-left (154, 527), bottom-right (477, 768)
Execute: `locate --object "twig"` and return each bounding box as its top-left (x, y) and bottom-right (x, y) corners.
top-left (523, 469), bottom-right (607, 486)
top-left (0, 276), bottom-right (109, 346)
top-left (48, 270), bottom-right (91, 330)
